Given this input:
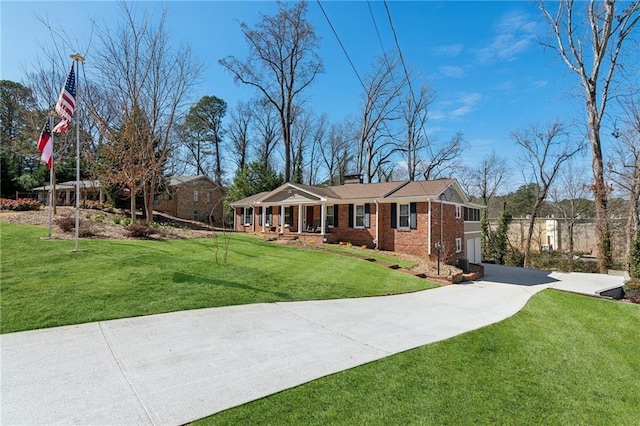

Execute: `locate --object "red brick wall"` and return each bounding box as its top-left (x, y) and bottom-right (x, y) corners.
top-left (236, 201), bottom-right (465, 266)
top-left (328, 203), bottom-right (377, 247)
top-left (430, 202), bottom-right (465, 264)
top-left (378, 202), bottom-right (430, 258)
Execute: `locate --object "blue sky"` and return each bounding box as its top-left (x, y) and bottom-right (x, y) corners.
top-left (1, 0), bottom-right (609, 189)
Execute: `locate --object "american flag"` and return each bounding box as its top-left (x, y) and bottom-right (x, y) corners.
top-left (37, 118), bottom-right (53, 169)
top-left (52, 63), bottom-right (76, 133)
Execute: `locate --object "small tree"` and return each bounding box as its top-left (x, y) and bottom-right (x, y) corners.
top-left (490, 202), bottom-right (513, 265)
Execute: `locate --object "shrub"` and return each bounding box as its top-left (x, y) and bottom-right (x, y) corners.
top-left (504, 251), bottom-right (524, 267)
top-left (112, 216), bottom-right (122, 225)
top-left (0, 198), bottom-right (42, 211)
top-left (625, 289), bottom-right (640, 304)
top-left (125, 223), bottom-right (157, 238)
top-left (625, 278), bottom-right (640, 291)
top-left (54, 215), bottom-right (76, 233)
top-left (122, 218), bottom-right (132, 226)
top-left (78, 221), bottom-right (97, 238)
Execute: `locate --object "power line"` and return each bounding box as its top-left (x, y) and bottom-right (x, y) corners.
top-left (316, 0), bottom-right (366, 91)
top-left (383, 0), bottom-right (417, 107)
top-left (367, 0), bottom-right (387, 59)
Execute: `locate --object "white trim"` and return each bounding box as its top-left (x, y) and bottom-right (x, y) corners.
top-left (321, 203), bottom-right (326, 236)
top-left (354, 204), bottom-right (366, 229)
top-left (455, 237), bottom-right (462, 253)
top-left (374, 200), bottom-right (379, 248)
top-left (428, 200), bottom-right (432, 255)
top-left (398, 203), bottom-right (410, 230)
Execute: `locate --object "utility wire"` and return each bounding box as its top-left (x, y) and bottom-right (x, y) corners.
top-left (316, 0), bottom-right (366, 91)
top-left (367, 0), bottom-right (388, 60)
top-left (383, 0), bottom-right (417, 107)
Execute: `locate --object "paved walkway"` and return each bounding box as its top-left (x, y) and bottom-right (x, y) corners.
top-left (1, 264), bottom-right (625, 425)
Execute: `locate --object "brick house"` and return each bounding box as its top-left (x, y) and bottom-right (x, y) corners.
top-left (155, 176), bottom-right (225, 225)
top-left (230, 176), bottom-right (483, 265)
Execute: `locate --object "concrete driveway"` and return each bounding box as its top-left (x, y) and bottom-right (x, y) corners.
top-left (0, 264), bottom-right (624, 425)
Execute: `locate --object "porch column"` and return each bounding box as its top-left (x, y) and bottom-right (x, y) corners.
top-left (65, 190), bottom-right (71, 205)
top-left (99, 188), bottom-right (105, 203)
top-left (280, 204), bottom-right (285, 234)
top-left (298, 204), bottom-right (303, 234)
top-left (261, 205), bottom-right (266, 233)
top-left (320, 203), bottom-right (326, 236)
top-left (233, 207), bottom-right (237, 230)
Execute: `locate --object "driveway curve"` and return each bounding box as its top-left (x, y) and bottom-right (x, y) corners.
top-left (0, 264), bottom-right (624, 425)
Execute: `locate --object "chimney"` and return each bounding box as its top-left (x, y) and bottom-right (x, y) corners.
top-left (343, 174), bottom-right (363, 185)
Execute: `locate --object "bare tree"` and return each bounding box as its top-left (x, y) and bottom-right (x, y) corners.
top-left (608, 97), bottom-right (640, 266)
top-left (320, 121), bottom-right (353, 185)
top-left (512, 121), bottom-right (586, 267)
top-left (219, 0), bottom-right (323, 182)
top-left (251, 99), bottom-right (280, 168)
top-left (356, 54), bottom-right (405, 183)
top-left (290, 107), bottom-right (312, 184)
top-left (401, 82), bottom-right (433, 181)
top-left (304, 112), bottom-right (328, 185)
top-left (421, 132), bottom-right (466, 180)
top-left (538, 0), bottom-right (640, 272)
top-left (90, 4), bottom-right (201, 222)
top-left (226, 101), bottom-right (253, 171)
top-left (466, 151), bottom-right (509, 260)
top-left (549, 160), bottom-right (593, 252)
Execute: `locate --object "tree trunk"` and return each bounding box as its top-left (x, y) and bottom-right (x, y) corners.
top-left (130, 181), bottom-right (137, 223)
top-left (588, 116), bottom-right (612, 272)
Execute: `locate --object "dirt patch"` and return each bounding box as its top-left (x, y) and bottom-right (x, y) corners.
top-left (0, 207), bottom-right (215, 240)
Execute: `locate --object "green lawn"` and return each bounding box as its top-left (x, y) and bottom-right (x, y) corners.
top-left (0, 222), bottom-right (435, 333)
top-left (201, 290), bottom-right (640, 425)
top-left (314, 243), bottom-right (416, 269)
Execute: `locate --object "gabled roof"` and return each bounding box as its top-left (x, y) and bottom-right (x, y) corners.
top-left (329, 181), bottom-right (409, 200)
top-left (230, 178), bottom-right (474, 208)
top-left (168, 175), bottom-right (219, 187)
top-left (386, 179), bottom-right (461, 199)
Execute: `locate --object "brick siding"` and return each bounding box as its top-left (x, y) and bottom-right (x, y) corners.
top-left (156, 180), bottom-right (225, 224)
top-left (236, 200), bottom-right (465, 267)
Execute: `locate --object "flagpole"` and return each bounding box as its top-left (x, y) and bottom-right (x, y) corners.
top-left (71, 53), bottom-right (85, 252)
top-left (47, 116), bottom-right (54, 239)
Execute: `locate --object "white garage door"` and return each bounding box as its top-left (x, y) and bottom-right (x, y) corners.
top-left (466, 237), bottom-right (482, 264)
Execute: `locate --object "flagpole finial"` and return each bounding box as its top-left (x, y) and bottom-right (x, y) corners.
top-left (70, 53), bottom-right (85, 62)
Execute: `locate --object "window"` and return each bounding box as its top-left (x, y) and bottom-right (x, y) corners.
top-left (193, 210), bottom-right (199, 221)
top-left (455, 205), bottom-right (461, 219)
top-left (193, 191), bottom-right (199, 202)
top-left (455, 238), bottom-right (462, 253)
top-left (349, 204), bottom-right (369, 228)
top-left (243, 207), bottom-right (253, 225)
top-left (326, 205), bottom-right (334, 227)
top-left (284, 206), bottom-right (292, 226)
top-left (355, 205), bottom-right (365, 228)
top-left (206, 191), bottom-right (211, 203)
top-left (464, 207), bottom-right (481, 222)
top-left (398, 204), bottom-right (410, 229)
top-left (265, 207), bottom-right (273, 226)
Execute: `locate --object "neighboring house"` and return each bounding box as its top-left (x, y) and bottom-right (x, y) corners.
top-left (32, 180), bottom-right (104, 206)
top-left (155, 176), bottom-right (225, 224)
top-left (230, 175), bottom-right (484, 265)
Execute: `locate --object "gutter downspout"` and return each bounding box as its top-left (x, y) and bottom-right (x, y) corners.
top-left (374, 200), bottom-right (379, 249)
top-left (428, 199), bottom-right (432, 255)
